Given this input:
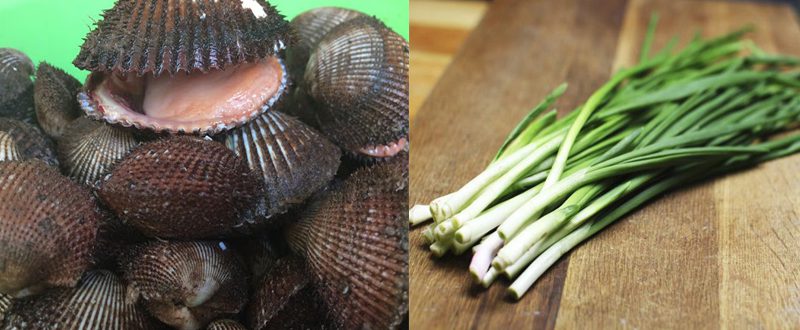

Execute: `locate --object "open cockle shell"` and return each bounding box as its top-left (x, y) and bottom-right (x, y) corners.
top-left (74, 0), bottom-right (295, 135)
top-left (120, 241), bottom-right (248, 330)
top-left (224, 110), bottom-right (340, 220)
top-left (58, 117), bottom-right (139, 187)
top-left (288, 7), bottom-right (365, 78)
top-left (286, 161), bottom-right (409, 329)
top-left (304, 16), bottom-right (409, 160)
top-left (0, 48), bottom-right (35, 123)
top-left (78, 58), bottom-right (289, 135)
top-left (246, 257), bottom-right (328, 330)
top-left (0, 118), bottom-right (58, 167)
top-left (98, 137), bottom-right (265, 239)
top-left (0, 161), bottom-right (102, 297)
top-left (33, 62), bottom-right (83, 140)
top-left (2, 270), bottom-right (164, 329)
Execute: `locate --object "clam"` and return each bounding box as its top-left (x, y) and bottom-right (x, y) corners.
top-left (286, 161), bottom-right (409, 329)
top-left (120, 241), bottom-right (248, 330)
top-left (303, 16), bottom-right (409, 160)
top-left (0, 118), bottom-right (58, 166)
top-left (224, 110), bottom-right (340, 219)
top-left (33, 62), bottom-right (83, 139)
top-left (98, 136), bottom-right (265, 239)
top-left (74, 0), bottom-right (293, 134)
top-left (58, 116), bottom-right (139, 187)
top-left (0, 131), bottom-right (21, 162)
top-left (246, 257), bottom-right (328, 330)
top-left (288, 7), bottom-right (365, 78)
top-left (0, 48), bottom-right (35, 123)
top-left (0, 160), bottom-right (102, 297)
top-left (2, 270), bottom-right (164, 329)
top-left (207, 319), bottom-right (248, 330)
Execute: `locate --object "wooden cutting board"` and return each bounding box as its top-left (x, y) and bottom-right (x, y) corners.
top-left (409, 0), bottom-right (800, 328)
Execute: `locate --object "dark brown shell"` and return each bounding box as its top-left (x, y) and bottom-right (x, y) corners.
top-left (0, 131), bottom-right (21, 162)
top-left (286, 162), bottom-right (409, 329)
top-left (98, 137), bottom-right (265, 239)
top-left (33, 62), bottom-right (83, 139)
top-left (58, 117), bottom-right (139, 187)
top-left (121, 241), bottom-right (248, 330)
top-left (246, 257), bottom-right (328, 330)
top-left (74, 0), bottom-right (293, 77)
top-left (0, 48), bottom-right (35, 123)
top-left (287, 7), bottom-right (365, 78)
top-left (0, 161), bottom-right (102, 297)
top-left (304, 16), bottom-right (409, 158)
top-left (230, 236), bottom-right (279, 288)
top-left (224, 110), bottom-right (340, 219)
top-left (0, 293), bottom-right (10, 322)
top-left (2, 270), bottom-right (165, 329)
top-left (0, 118), bottom-right (58, 167)
top-left (207, 319), bottom-right (248, 330)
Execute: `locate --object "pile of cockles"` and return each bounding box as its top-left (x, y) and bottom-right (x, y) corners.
top-left (0, 1), bottom-right (408, 329)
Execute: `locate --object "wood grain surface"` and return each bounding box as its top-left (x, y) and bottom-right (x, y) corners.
top-left (410, 0), bottom-right (488, 121)
top-left (409, 0), bottom-right (800, 328)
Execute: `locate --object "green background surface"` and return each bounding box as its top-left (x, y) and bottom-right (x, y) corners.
top-left (0, 0), bottom-right (409, 80)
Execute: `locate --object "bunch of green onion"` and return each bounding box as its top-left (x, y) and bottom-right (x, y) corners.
top-left (409, 18), bottom-right (800, 300)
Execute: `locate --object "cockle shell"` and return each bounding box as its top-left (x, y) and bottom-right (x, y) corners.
top-left (207, 319), bottom-right (248, 330)
top-left (0, 48), bottom-right (35, 123)
top-left (0, 293), bottom-right (10, 322)
top-left (224, 110), bottom-right (340, 219)
top-left (58, 116), bottom-right (139, 187)
top-left (286, 161), bottom-right (409, 329)
top-left (246, 257), bottom-right (328, 330)
top-left (0, 131), bottom-right (21, 162)
top-left (0, 118), bottom-right (58, 166)
top-left (304, 16), bottom-right (409, 160)
top-left (121, 241), bottom-right (248, 330)
top-left (2, 270), bottom-right (165, 329)
top-left (98, 137), bottom-right (265, 239)
top-left (74, 0), bottom-right (292, 76)
top-left (33, 62), bottom-right (83, 139)
top-left (288, 7), bottom-right (365, 78)
top-left (0, 161), bottom-right (101, 297)
top-left (74, 0), bottom-right (294, 135)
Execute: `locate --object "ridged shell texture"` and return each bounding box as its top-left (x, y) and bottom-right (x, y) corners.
top-left (99, 137), bottom-right (264, 239)
top-left (33, 62), bottom-right (83, 139)
top-left (58, 117), bottom-right (139, 187)
top-left (225, 110), bottom-right (340, 218)
top-left (305, 16), bottom-right (409, 154)
top-left (207, 319), bottom-right (248, 330)
top-left (121, 241), bottom-right (248, 330)
top-left (0, 118), bottom-right (58, 167)
top-left (247, 257), bottom-right (327, 330)
top-left (0, 293), bottom-right (10, 322)
top-left (0, 161), bottom-right (101, 296)
top-left (287, 162), bottom-right (409, 329)
top-left (2, 270), bottom-right (163, 329)
top-left (74, 0), bottom-right (293, 76)
top-left (0, 132), bottom-right (21, 162)
top-left (288, 7), bottom-right (364, 77)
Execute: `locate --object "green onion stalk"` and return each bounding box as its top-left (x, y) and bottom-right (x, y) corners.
top-left (411, 15), bottom-right (800, 300)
